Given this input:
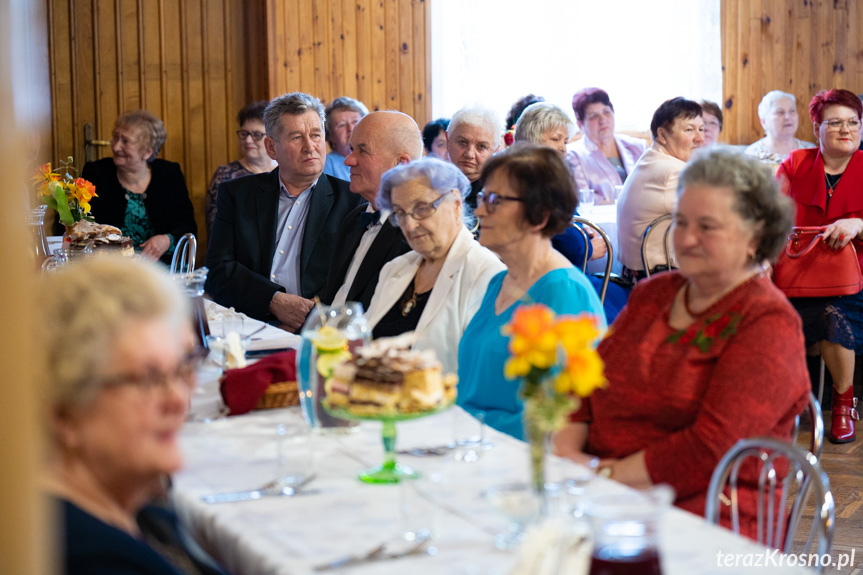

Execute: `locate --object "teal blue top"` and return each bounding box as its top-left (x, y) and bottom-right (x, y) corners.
top-left (123, 192), bottom-right (175, 257)
top-left (456, 267), bottom-right (606, 440)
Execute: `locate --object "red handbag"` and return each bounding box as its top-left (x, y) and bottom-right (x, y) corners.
top-left (773, 226), bottom-right (863, 298)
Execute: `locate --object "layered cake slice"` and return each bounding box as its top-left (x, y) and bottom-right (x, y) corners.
top-left (66, 220), bottom-right (134, 256)
top-left (325, 333), bottom-right (456, 416)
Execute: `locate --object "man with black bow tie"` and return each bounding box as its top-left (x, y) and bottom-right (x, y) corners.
top-left (320, 111), bottom-right (423, 311)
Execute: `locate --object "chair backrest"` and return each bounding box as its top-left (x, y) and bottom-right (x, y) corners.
top-left (792, 392), bottom-right (825, 460)
top-left (571, 216), bottom-right (612, 304)
top-left (170, 233), bottom-right (197, 274)
top-left (640, 213), bottom-right (672, 278)
top-left (705, 437), bottom-right (834, 564)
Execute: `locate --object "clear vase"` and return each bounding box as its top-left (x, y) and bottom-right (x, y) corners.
top-left (27, 205), bottom-right (52, 264)
top-left (296, 302), bottom-right (370, 434)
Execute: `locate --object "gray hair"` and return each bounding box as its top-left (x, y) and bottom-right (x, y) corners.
top-left (678, 148), bottom-right (793, 262)
top-left (324, 96), bottom-right (369, 145)
top-left (757, 90), bottom-right (797, 121)
top-left (115, 110), bottom-right (167, 161)
top-left (513, 102), bottom-right (576, 144)
top-left (263, 92), bottom-right (326, 139)
top-left (377, 157), bottom-right (472, 225)
top-left (37, 256), bottom-right (189, 415)
top-left (447, 105), bottom-right (503, 149)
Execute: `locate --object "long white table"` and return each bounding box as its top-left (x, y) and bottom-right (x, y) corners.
top-left (172, 363), bottom-right (809, 575)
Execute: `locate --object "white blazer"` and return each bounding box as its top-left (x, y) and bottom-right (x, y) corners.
top-left (366, 226), bottom-right (505, 374)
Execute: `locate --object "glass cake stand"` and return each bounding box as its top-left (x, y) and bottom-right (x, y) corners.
top-left (325, 401), bottom-right (454, 484)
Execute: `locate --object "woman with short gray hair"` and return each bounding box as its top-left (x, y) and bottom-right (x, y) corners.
top-left (84, 110), bottom-right (196, 263)
top-left (40, 256), bottom-right (230, 574)
top-left (513, 101), bottom-right (576, 154)
top-left (745, 90), bottom-right (815, 166)
top-left (366, 158), bottom-right (504, 372)
top-left (446, 104), bottom-right (504, 208)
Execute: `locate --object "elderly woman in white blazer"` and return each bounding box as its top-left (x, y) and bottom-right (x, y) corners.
top-left (366, 158), bottom-right (505, 373)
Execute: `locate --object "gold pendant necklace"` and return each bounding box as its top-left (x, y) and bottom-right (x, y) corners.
top-left (401, 280), bottom-right (417, 316)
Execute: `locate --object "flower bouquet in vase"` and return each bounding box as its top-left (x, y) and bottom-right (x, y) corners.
top-left (32, 157), bottom-right (97, 239)
top-left (503, 304), bottom-right (606, 499)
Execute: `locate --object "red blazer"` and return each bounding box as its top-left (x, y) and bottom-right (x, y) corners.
top-left (777, 148), bottom-right (863, 270)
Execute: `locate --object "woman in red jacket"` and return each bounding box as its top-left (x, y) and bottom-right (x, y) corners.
top-left (554, 149), bottom-right (809, 541)
top-left (776, 88), bottom-right (863, 444)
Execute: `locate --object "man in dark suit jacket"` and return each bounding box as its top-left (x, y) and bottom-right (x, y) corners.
top-left (205, 92), bottom-right (362, 328)
top-left (319, 111), bottom-right (424, 311)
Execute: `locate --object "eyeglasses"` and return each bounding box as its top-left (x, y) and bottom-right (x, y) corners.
top-left (102, 347), bottom-right (208, 394)
top-left (476, 191), bottom-right (527, 213)
top-left (823, 119), bottom-right (862, 132)
top-left (237, 130), bottom-right (267, 141)
top-left (388, 194), bottom-right (449, 227)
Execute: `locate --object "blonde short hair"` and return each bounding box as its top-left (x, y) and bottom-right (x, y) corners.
top-left (37, 256), bottom-right (189, 413)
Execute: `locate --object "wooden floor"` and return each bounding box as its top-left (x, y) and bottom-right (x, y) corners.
top-left (792, 410), bottom-right (863, 574)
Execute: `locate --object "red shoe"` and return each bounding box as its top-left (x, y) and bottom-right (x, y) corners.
top-left (829, 386), bottom-right (859, 444)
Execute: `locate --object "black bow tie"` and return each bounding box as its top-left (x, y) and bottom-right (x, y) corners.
top-left (358, 210), bottom-right (382, 229)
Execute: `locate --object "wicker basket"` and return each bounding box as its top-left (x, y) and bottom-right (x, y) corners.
top-left (254, 380), bottom-right (300, 410)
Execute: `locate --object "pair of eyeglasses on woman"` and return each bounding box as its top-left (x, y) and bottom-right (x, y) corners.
top-left (388, 193), bottom-right (449, 227)
top-left (236, 130), bottom-right (267, 141)
top-left (101, 347), bottom-right (209, 394)
top-left (476, 191), bottom-right (527, 213)
top-left (823, 119), bottom-right (862, 132)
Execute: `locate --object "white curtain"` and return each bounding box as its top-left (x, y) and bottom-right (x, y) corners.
top-left (431, 0), bottom-right (722, 132)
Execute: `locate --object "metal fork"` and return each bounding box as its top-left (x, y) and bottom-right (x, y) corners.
top-left (201, 473), bottom-right (316, 504)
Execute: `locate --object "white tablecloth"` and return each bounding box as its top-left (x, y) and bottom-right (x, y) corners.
top-left (173, 369), bottom-right (808, 575)
top-left (581, 204), bottom-right (622, 276)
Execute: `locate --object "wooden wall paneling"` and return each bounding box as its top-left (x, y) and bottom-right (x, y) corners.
top-left (95, 0), bottom-right (118, 147)
top-left (183, 0), bottom-right (205, 247)
top-left (341, 0), bottom-right (358, 100)
top-left (397, 0), bottom-right (412, 117)
top-left (411, 0), bottom-right (428, 127)
top-left (298, 0), bottom-right (315, 92)
top-left (312, 0), bottom-right (331, 99)
top-left (370, 0), bottom-right (386, 111)
top-left (118, 0), bottom-right (141, 111)
top-left (846, 0), bottom-right (858, 91)
top-left (355, 0), bottom-right (372, 107)
top-left (329, 0), bottom-right (344, 99)
top-left (281, 0), bottom-right (302, 95)
top-left (140, 0), bottom-right (161, 115)
top-left (48, 0), bottom-right (71, 164)
top-left (161, 0), bottom-right (183, 162)
top-left (384, 0), bottom-right (399, 110)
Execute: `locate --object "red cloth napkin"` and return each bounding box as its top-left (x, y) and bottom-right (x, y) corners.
top-left (219, 350), bottom-right (297, 416)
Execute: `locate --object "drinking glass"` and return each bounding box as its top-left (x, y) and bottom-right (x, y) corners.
top-left (399, 471), bottom-right (443, 542)
top-left (453, 409), bottom-right (485, 462)
top-left (586, 484), bottom-right (674, 575)
top-left (486, 482), bottom-right (543, 550)
top-left (578, 189), bottom-right (595, 216)
top-left (296, 302), bottom-right (370, 434)
top-left (276, 423), bottom-right (313, 488)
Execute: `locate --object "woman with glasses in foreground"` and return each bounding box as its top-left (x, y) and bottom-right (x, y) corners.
top-left (457, 144), bottom-right (605, 440)
top-left (205, 100), bottom-right (277, 234)
top-left (39, 256), bottom-right (227, 574)
top-left (365, 158), bottom-right (504, 373)
top-left (777, 88), bottom-right (863, 444)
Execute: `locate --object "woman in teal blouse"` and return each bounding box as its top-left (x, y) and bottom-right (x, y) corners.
top-left (457, 144), bottom-right (605, 439)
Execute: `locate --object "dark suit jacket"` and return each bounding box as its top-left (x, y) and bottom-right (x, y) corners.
top-left (82, 157), bottom-right (197, 264)
top-left (205, 169), bottom-right (362, 320)
top-left (320, 203), bottom-right (411, 312)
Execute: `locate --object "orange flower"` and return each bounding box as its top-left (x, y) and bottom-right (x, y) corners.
top-left (554, 315), bottom-right (601, 355)
top-left (32, 163), bottom-right (61, 197)
top-left (556, 349), bottom-right (606, 397)
top-left (503, 305), bottom-right (559, 378)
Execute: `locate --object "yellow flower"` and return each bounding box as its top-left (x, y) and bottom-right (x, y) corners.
top-left (554, 315), bottom-right (601, 355)
top-left (556, 349), bottom-right (606, 397)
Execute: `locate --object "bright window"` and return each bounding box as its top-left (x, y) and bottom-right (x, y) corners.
top-left (430, 0), bottom-right (722, 132)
